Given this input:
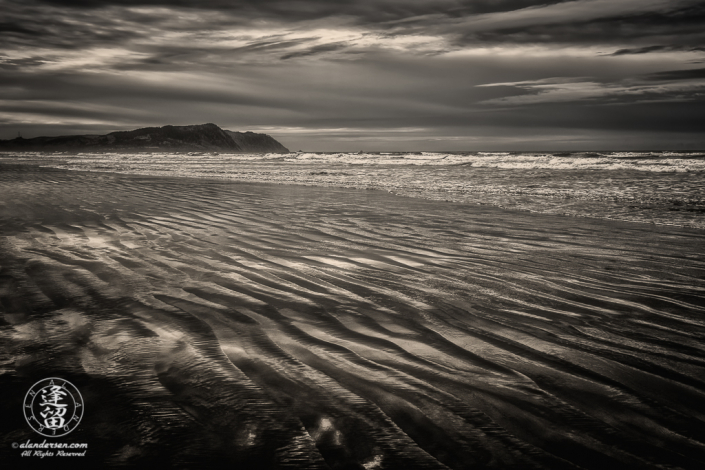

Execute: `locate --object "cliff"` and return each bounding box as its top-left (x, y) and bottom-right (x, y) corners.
top-left (225, 131), bottom-right (289, 153)
top-left (0, 124), bottom-right (288, 153)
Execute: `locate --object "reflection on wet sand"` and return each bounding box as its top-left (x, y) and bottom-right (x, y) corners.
top-left (1, 165), bottom-right (704, 469)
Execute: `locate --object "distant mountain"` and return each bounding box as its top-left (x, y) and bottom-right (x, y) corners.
top-left (0, 124), bottom-right (288, 153)
top-left (225, 130), bottom-right (289, 153)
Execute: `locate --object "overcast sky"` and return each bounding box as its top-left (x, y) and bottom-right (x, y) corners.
top-left (1, 0), bottom-right (704, 151)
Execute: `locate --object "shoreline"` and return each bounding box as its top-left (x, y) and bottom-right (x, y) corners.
top-left (3, 157), bottom-right (704, 231)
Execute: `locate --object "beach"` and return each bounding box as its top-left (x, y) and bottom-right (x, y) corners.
top-left (6, 150), bottom-right (705, 229)
top-left (1, 162), bottom-right (705, 468)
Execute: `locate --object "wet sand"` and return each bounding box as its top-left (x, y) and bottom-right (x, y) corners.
top-left (5, 151), bottom-right (705, 228)
top-left (1, 164), bottom-right (705, 469)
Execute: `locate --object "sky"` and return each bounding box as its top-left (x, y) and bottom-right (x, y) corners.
top-left (1, 0), bottom-right (704, 151)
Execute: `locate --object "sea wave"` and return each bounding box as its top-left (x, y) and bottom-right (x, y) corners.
top-left (5, 150), bottom-right (705, 172)
top-left (279, 151), bottom-right (705, 172)
top-left (2, 151), bottom-right (705, 229)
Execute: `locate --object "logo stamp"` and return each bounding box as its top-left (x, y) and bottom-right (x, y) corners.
top-left (23, 378), bottom-right (84, 438)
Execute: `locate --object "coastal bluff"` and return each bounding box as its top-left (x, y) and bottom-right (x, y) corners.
top-left (225, 130), bottom-right (289, 153)
top-left (0, 123), bottom-right (289, 153)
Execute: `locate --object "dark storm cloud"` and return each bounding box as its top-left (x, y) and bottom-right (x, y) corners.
top-left (3, 0), bottom-right (703, 57)
top-left (1, 4), bottom-right (146, 50)
top-left (15, 0), bottom-right (699, 50)
top-left (0, 21), bottom-right (43, 35)
top-left (14, 0), bottom-right (572, 22)
top-left (0, 68), bottom-right (301, 111)
top-left (281, 42), bottom-right (351, 60)
top-left (646, 67), bottom-right (705, 81)
top-left (231, 38), bottom-right (320, 54)
top-left (2, 0), bottom-right (704, 149)
top-left (608, 45), bottom-right (705, 56)
top-left (107, 38), bottom-right (325, 71)
top-left (453, 2), bottom-right (705, 48)
top-left (0, 56), bottom-right (50, 69)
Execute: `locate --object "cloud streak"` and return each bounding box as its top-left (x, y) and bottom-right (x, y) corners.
top-left (0, 0), bottom-right (703, 149)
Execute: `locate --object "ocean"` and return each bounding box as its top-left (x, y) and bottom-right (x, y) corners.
top-left (4, 150), bottom-right (704, 228)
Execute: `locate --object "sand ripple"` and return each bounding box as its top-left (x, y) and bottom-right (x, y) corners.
top-left (1, 166), bottom-right (704, 468)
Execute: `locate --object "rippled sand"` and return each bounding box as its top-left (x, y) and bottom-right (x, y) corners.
top-left (3, 150), bottom-right (705, 228)
top-left (1, 165), bottom-right (705, 468)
